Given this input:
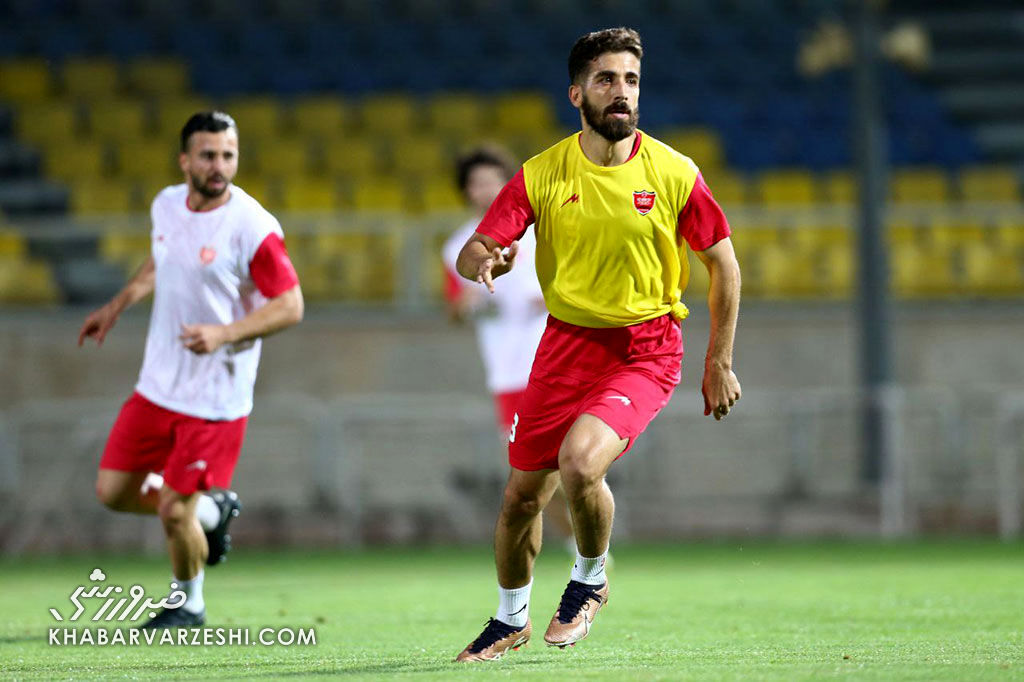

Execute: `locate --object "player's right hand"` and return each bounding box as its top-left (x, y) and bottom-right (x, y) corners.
top-left (78, 304), bottom-right (119, 347)
top-left (476, 241), bottom-right (519, 294)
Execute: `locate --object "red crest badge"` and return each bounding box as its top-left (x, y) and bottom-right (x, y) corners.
top-left (199, 246), bottom-right (216, 265)
top-left (633, 190), bottom-right (656, 215)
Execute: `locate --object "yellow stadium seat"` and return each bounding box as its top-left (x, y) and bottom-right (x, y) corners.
top-left (86, 99), bottom-right (149, 140)
top-left (113, 139), bottom-right (178, 178)
top-left (822, 170), bottom-right (857, 204)
top-left (361, 94), bottom-right (416, 135)
top-left (71, 179), bottom-right (136, 214)
top-left (930, 219), bottom-right (986, 250)
top-left (280, 177), bottom-right (340, 211)
top-left (890, 242), bottom-right (955, 297)
top-left (392, 136), bottom-right (446, 178)
top-left (323, 138), bottom-right (382, 179)
top-left (426, 93), bottom-right (485, 136)
top-left (291, 95), bottom-right (347, 139)
top-left (0, 259), bottom-right (60, 304)
top-left (420, 178), bottom-right (464, 212)
top-left (44, 140), bottom-right (109, 181)
top-left (15, 102), bottom-right (81, 147)
top-left (659, 127), bottom-right (725, 169)
top-left (792, 223), bottom-right (851, 251)
top-left (493, 92), bottom-right (557, 135)
top-left (890, 167), bottom-right (951, 203)
top-left (252, 136), bottom-right (313, 179)
top-left (961, 241), bottom-right (1024, 296)
top-left (63, 58), bottom-right (121, 99)
top-left (155, 98), bottom-right (214, 139)
top-left (126, 58), bottom-right (189, 97)
top-left (701, 169), bottom-right (747, 205)
top-left (0, 59), bottom-right (53, 102)
top-left (0, 229), bottom-right (26, 258)
top-left (99, 230), bottom-right (151, 271)
top-left (959, 165), bottom-right (1021, 203)
top-left (350, 176), bottom-right (407, 212)
top-left (993, 218), bottom-right (1024, 249)
top-left (754, 169), bottom-right (818, 205)
top-left (225, 96), bottom-right (283, 140)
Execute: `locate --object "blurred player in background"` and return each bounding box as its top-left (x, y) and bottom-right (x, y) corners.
top-left (78, 111), bottom-right (303, 628)
top-left (441, 145), bottom-right (577, 546)
top-left (455, 28), bottom-right (742, 661)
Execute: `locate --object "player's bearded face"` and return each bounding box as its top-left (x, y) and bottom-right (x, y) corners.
top-left (581, 93), bottom-right (638, 142)
top-left (191, 170), bottom-right (230, 199)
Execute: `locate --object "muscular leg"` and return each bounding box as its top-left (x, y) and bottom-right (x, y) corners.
top-left (95, 469), bottom-right (160, 514)
top-left (495, 467), bottom-right (561, 589)
top-left (157, 486), bottom-right (207, 580)
top-left (557, 414), bottom-right (627, 558)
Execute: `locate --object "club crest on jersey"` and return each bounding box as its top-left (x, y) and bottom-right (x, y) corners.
top-left (633, 190), bottom-right (656, 215)
top-left (199, 246), bottom-right (216, 265)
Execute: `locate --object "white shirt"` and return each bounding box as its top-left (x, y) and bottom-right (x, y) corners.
top-left (135, 184), bottom-right (283, 420)
top-left (442, 218), bottom-right (548, 394)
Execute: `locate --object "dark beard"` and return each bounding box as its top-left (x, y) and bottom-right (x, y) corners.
top-left (191, 173), bottom-right (228, 199)
top-left (581, 96), bottom-right (638, 142)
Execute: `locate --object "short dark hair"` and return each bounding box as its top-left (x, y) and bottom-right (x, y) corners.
top-left (180, 111), bottom-right (237, 152)
top-left (454, 144), bottom-right (518, 194)
top-left (568, 27), bottom-right (643, 84)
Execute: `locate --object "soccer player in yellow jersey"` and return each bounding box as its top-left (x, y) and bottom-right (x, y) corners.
top-left (453, 28), bottom-right (742, 661)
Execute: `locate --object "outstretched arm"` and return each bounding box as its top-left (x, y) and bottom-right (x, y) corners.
top-left (695, 237), bottom-right (742, 420)
top-left (180, 283), bottom-right (304, 355)
top-left (456, 232), bottom-right (519, 294)
top-left (78, 256), bottom-right (156, 347)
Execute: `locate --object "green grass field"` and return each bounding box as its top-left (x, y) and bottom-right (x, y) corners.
top-left (2, 541), bottom-right (1022, 680)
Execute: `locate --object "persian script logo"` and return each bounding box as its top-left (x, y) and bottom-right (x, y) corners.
top-left (632, 190), bottom-right (656, 215)
top-left (49, 568), bottom-right (186, 623)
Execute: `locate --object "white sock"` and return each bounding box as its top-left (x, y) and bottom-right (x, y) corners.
top-left (172, 570), bottom-right (205, 614)
top-left (571, 549), bottom-right (608, 586)
top-left (195, 495), bottom-right (221, 532)
top-left (495, 579), bottom-right (532, 628)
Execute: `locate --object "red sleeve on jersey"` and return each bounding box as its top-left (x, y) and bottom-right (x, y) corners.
top-left (443, 265), bottom-right (463, 304)
top-left (476, 168), bottom-right (534, 247)
top-left (678, 173), bottom-right (731, 251)
top-left (250, 233), bottom-right (300, 298)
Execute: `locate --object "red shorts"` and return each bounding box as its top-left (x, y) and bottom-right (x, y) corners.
top-left (508, 314), bottom-right (683, 471)
top-left (99, 392), bottom-right (247, 495)
top-left (494, 389), bottom-right (527, 436)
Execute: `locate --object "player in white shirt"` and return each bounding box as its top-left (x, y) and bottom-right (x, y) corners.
top-left (78, 112), bottom-right (303, 629)
top-left (441, 146), bottom-right (576, 547)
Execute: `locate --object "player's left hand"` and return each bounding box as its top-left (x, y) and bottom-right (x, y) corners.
top-left (702, 359), bottom-right (741, 421)
top-left (180, 323), bottom-right (230, 354)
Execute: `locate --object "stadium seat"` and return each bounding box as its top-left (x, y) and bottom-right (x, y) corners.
top-left (958, 165), bottom-right (1022, 203)
top-left (493, 92), bottom-right (558, 135)
top-left (155, 98), bottom-right (214, 139)
top-left (960, 241), bottom-right (1024, 296)
top-left (0, 259), bottom-right (60, 304)
top-left (994, 218), bottom-right (1024, 250)
top-left (754, 169), bottom-right (818, 205)
top-left (426, 93), bottom-right (485, 137)
top-left (15, 102), bottom-right (82, 148)
top-left (224, 96), bottom-right (284, 140)
top-left (391, 136), bottom-right (446, 179)
top-left (126, 58), bottom-right (190, 97)
top-left (323, 138), bottom-right (383, 179)
top-left (113, 139), bottom-right (178, 179)
top-left (702, 169), bottom-right (748, 205)
top-left (70, 179), bottom-right (136, 215)
top-left (822, 170), bottom-right (857, 205)
top-left (658, 127), bottom-right (725, 170)
top-left (930, 219), bottom-right (985, 251)
top-left (890, 167), bottom-right (952, 204)
top-left (360, 94), bottom-right (417, 135)
top-left (62, 57), bottom-right (122, 99)
top-left (0, 59), bottom-right (54, 102)
top-left (85, 99), bottom-right (149, 141)
top-left (99, 230), bottom-right (151, 272)
top-left (0, 229), bottom-right (27, 258)
top-left (889, 241), bottom-right (955, 297)
top-left (291, 95), bottom-right (348, 139)
top-left (43, 140), bottom-right (108, 181)
top-left (250, 136), bottom-right (313, 179)
top-left (280, 177), bottom-right (340, 211)
top-left (419, 178), bottom-right (463, 213)
top-left (350, 176), bottom-right (407, 212)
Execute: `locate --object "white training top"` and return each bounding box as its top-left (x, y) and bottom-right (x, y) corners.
top-left (442, 219), bottom-right (548, 394)
top-left (135, 184), bottom-right (283, 420)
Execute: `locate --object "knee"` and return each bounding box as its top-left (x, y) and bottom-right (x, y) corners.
top-left (157, 497), bottom-right (190, 534)
top-left (558, 441), bottom-right (606, 498)
top-left (95, 477), bottom-right (132, 511)
top-left (501, 485), bottom-right (545, 521)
